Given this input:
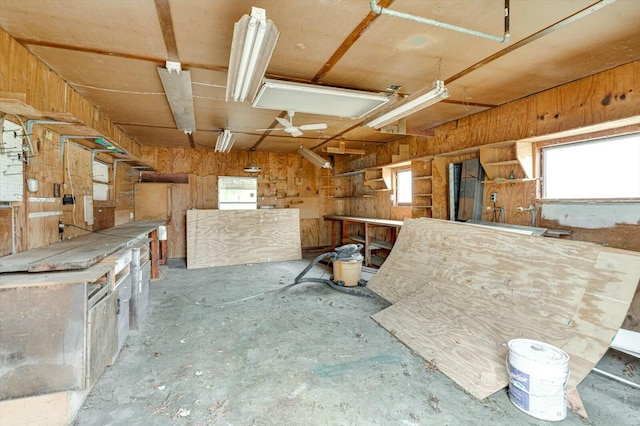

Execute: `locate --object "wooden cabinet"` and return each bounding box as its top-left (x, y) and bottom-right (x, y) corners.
top-left (364, 167), bottom-right (391, 191)
top-left (130, 242), bottom-right (151, 329)
top-left (411, 159), bottom-right (433, 218)
top-left (480, 141), bottom-right (533, 182)
top-left (0, 263), bottom-right (115, 399)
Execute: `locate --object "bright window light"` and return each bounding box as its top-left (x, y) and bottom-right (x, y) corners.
top-left (542, 134), bottom-right (640, 199)
top-left (395, 169), bottom-right (412, 205)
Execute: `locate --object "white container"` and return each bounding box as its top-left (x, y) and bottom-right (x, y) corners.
top-left (26, 178), bottom-right (38, 193)
top-left (333, 260), bottom-right (361, 287)
top-left (508, 339), bottom-right (569, 422)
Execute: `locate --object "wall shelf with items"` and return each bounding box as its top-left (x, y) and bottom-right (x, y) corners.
top-left (364, 167), bottom-right (391, 191)
top-left (411, 159), bottom-right (433, 218)
top-left (480, 141), bottom-right (533, 182)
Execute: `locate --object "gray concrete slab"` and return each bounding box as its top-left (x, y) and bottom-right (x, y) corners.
top-left (74, 258), bottom-right (639, 425)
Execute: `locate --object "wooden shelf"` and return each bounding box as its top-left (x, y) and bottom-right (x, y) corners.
top-left (364, 167), bottom-right (391, 191)
top-left (482, 159), bottom-right (520, 167)
top-left (483, 178), bottom-right (538, 184)
top-left (480, 142), bottom-right (533, 181)
top-left (333, 169), bottom-right (365, 177)
top-left (411, 159), bottom-right (433, 219)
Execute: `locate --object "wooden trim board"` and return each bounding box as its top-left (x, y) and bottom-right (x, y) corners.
top-left (368, 218), bottom-right (640, 400)
top-left (186, 209), bottom-right (301, 269)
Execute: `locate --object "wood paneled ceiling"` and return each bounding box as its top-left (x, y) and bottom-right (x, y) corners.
top-left (1, 0), bottom-right (639, 153)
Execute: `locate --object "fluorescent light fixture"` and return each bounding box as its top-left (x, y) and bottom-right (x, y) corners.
top-left (244, 163), bottom-right (262, 174)
top-left (298, 145), bottom-right (332, 169)
top-left (215, 129), bottom-right (235, 153)
top-left (157, 62), bottom-right (196, 133)
top-left (253, 78), bottom-right (390, 118)
top-left (226, 7), bottom-right (279, 103)
top-left (365, 80), bottom-right (449, 129)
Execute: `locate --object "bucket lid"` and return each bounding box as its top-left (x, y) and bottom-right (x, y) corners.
top-left (508, 339), bottom-right (569, 364)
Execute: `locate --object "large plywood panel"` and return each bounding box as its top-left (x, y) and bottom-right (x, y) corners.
top-left (186, 209), bottom-right (301, 269)
top-left (369, 219), bottom-right (640, 400)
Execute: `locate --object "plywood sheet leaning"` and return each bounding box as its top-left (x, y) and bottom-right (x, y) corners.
top-left (368, 218), bottom-right (640, 400)
top-left (186, 209), bottom-right (301, 269)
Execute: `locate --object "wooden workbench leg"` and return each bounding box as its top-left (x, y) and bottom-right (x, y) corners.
top-left (341, 221), bottom-right (348, 246)
top-left (364, 223), bottom-right (371, 266)
top-left (331, 220), bottom-right (338, 249)
top-left (160, 240), bottom-right (167, 265)
top-left (150, 230), bottom-right (159, 280)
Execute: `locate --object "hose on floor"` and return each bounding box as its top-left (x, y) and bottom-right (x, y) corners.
top-left (293, 247), bottom-right (375, 298)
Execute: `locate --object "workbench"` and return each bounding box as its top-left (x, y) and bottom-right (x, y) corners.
top-left (324, 215), bottom-right (403, 266)
top-left (0, 221), bottom-right (162, 425)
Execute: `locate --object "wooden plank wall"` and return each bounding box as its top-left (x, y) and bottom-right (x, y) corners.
top-left (0, 28), bottom-right (142, 254)
top-left (139, 147), bottom-right (331, 251)
top-left (342, 60), bottom-right (640, 331)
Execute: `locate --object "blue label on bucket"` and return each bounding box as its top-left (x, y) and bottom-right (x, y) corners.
top-left (509, 364), bottom-right (530, 411)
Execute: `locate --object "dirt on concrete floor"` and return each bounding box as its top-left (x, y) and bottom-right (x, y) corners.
top-left (74, 258), bottom-right (640, 425)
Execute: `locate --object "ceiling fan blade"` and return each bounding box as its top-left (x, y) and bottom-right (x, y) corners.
top-left (299, 123), bottom-right (327, 131)
top-left (276, 117), bottom-right (292, 127)
top-left (256, 127), bottom-right (285, 131)
top-left (290, 129), bottom-right (304, 137)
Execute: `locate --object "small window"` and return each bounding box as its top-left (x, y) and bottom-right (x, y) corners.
top-left (542, 134), bottom-right (640, 200)
top-left (92, 160), bottom-right (110, 201)
top-left (394, 168), bottom-right (412, 205)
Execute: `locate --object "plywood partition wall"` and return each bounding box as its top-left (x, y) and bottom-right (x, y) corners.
top-left (368, 219), bottom-right (640, 400)
top-left (186, 209), bottom-right (301, 269)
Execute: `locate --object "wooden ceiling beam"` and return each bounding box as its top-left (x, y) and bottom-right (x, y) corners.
top-left (312, 0), bottom-right (396, 83)
top-left (446, 0), bottom-right (616, 85)
top-left (14, 38), bottom-right (228, 72)
top-left (154, 0), bottom-right (180, 62)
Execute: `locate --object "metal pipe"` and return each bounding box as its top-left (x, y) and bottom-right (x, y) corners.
top-left (370, 0), bottom-right (510, 43)
top-left (592, 367), bottom-right (640, 390)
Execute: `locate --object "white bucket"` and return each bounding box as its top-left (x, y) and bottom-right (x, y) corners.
top-left (333, 260), bottom-right (361, 287)
top-left (507, 339), bottom-right (569, 422)
top-left (26, 178), bottom-right (39, 193)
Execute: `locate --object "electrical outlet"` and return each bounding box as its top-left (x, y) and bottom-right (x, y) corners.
top-left (490, 192), bottom-right (498, 203)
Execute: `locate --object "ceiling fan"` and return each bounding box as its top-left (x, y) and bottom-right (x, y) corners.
top-left (258, 111), bottom-right (327, 137)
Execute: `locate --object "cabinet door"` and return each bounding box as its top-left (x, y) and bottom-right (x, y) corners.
top-left (86, 292), bottom-right (118, 388)
top-left (0, 283), bottom-right (86, 399)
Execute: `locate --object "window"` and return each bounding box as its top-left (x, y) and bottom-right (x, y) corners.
top-left (542, 133), bottom-right (640, 200)
top-left (92, 160), bottom-right (110, 201)
top-left (394, 168), bottom-right (412, 205)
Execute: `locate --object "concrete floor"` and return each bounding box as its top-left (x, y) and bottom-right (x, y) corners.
top-left (74, 257), bottom-right (640, 425)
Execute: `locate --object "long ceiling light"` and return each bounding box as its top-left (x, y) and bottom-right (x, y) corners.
top-left (298, 145), bottom-right (332, 169)
top-left (253, 79), bottom-right (390, 118)
top-left (226, 7), bottom-right (279, 103)
top-left (365, 80), bottom-right (450, 129)
top-left (157, 61), bottom-right (196, 134)
top-left (215, 129), bottom-right (235, 153)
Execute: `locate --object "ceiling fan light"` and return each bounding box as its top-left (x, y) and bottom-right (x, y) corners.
top-left (215, 129), bottom-right (235, 153)
top-left (298, 145), bottom-right (332, 169)
top-left (226, 7), bottom-right (280, 103)
top-left (365, 80), bottom-right (449, 129)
